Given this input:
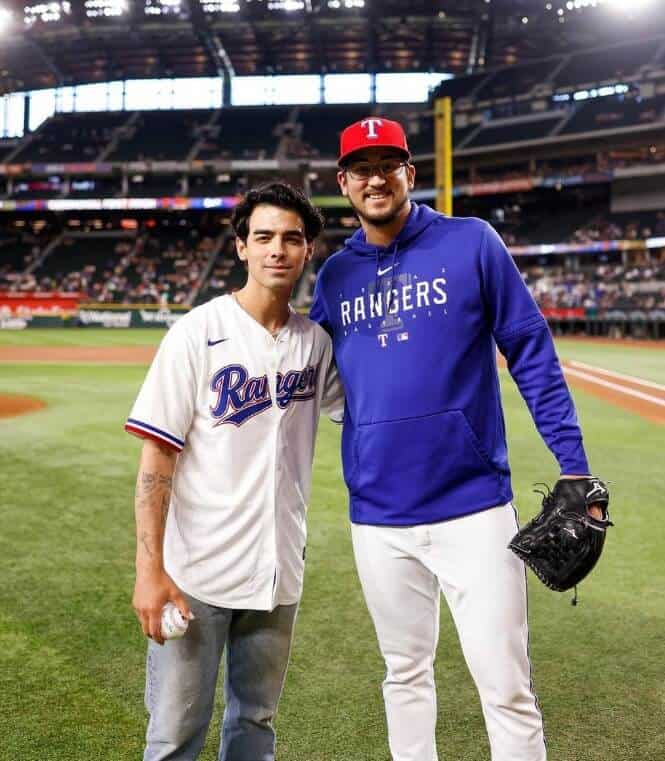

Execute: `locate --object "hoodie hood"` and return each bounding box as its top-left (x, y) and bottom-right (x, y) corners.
top-left (344, 202), bottom-right (440, 256)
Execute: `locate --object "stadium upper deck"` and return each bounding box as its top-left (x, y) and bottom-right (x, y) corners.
top-left (0, 30), bottom-right (662, 177)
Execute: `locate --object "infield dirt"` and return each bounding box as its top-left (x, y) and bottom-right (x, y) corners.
top-left (0, 345), bottom-right (155, 363)
top-left (0, 392), bottom-right (46, 418)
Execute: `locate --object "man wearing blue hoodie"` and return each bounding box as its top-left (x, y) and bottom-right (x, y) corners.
top-left (310, 117), bottom-right (601, 761)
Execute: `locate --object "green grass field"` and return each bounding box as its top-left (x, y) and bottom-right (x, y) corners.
top-left (1, 331), bottom-right (663, 760)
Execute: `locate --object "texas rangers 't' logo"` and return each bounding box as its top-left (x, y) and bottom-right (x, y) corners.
top-left (361, 118), bottom-right (383, 139)
top-left (210, 363), bottom-right (319, 426)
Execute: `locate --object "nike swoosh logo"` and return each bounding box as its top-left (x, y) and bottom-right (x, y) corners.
top-left (377, 265), bottom-right (394, 276)
top-left (207, 338), bottom-right (229, 347)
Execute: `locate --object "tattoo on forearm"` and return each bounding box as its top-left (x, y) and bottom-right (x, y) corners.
top-left (135, 458), bottom-right (174, 559)
top-left (141, 472), bottom-right (157, 492)
top-left (139, 531), bottom-right (154, 558)
top-left (136, 470), bottom-right (173, 511)
top-left (160, 493), bottom-right (170, 527)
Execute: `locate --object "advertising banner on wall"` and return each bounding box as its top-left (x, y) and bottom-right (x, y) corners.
top-left (541, 307), bottom-right (586, 319)
top-left (0, 291), bottom-right (81, 315)
top-left (0, 291), bottom-right (82, 322)
top-left (0, 294), bottom-right (189, 329)
top-left (76, 304), bottom-right (189, 328)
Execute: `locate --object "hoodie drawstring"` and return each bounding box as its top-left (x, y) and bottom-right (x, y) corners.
top-left (375, 242), bottom-right (399, 313)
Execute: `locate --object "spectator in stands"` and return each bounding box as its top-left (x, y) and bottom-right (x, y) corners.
top-left (654, 213), bottom-right (665, 236)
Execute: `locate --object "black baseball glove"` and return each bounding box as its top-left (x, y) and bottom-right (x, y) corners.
top-left (508, 477), bottom-right (612, 596)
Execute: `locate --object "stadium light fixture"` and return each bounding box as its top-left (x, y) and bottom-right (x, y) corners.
top-left (266, 0), bottom-right (302, 10)
top-left (603, 0), bottom-right (656, 10)
top-left (144, 0), bottom-right (183, 16)
top-left (564, 0), bottom-right (657, 12)
top-left (201, 0), bottom-right (240, 11)
top-left (24, 2), bottom-right (72, 26)
top-left (0, 6), bottom-right (13, 33)
top-left (326, 0), bottom-right (364, 7)
top-left (84, 0), bottom-right (128, 17)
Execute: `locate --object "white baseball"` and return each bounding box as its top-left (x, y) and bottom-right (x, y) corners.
top-left (160, 602), bottom-right (189, 640)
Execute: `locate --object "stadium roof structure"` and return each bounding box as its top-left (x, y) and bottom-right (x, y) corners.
top-left (0, 0), bottom-right (664, 95)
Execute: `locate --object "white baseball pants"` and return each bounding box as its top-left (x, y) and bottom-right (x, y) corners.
top-left (351, 503), bottom-right (546, 761)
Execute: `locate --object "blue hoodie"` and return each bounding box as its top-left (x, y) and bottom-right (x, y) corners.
top-left (310, 203), bottom-right (590, 526)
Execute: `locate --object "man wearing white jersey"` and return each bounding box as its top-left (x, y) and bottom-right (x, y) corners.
top-left (126, 182), bottom-right (343, 761)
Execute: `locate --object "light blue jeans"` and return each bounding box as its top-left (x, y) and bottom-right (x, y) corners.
top-left (143, 593), bottom-right (298, 761)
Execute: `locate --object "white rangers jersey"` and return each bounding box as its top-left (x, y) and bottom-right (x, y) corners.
top-left (126, 294), bottom-right (344, 610)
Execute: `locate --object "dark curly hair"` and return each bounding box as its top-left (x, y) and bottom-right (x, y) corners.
top-left (231, 181), bottom-right (324, 243)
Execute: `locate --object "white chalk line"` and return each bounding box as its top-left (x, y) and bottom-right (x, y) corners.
top-left (563, 367), bottom-right (665, 408)
top-left (567, 360), bottom-right (665, 393)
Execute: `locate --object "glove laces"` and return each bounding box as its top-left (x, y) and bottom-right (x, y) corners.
top-left (533, 483), bottom-right (580, 606)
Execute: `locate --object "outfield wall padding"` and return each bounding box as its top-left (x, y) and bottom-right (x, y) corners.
top-left (75, 304), bottom-right (189, 328)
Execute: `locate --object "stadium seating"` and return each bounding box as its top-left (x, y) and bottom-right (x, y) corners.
top-left (0, 234), bottom-right (43, 289)
top-left (474, 60), bottom-right (557, 102)
top-left (11, 179), bottom-right (64, 199)
top-left (2, 208), bottom-right (663, 334)
top-left (68, 176), bottom-right (123, 198)
top-left (0, 142), bottom-right (17, 162)
top-left (559, 93), bottom-right (665, 136)
top-left (11, 112), bottom-right (128, 164)
top-left (0, 39), bottom-right (663, 316)
top-left (321, 107), bottom-right (440, 157)
top-left (553, 39), bottom-right (662, 89)
top-left (465, 114), bottom-right (563, 149)
top-left (8, 222), bottom-right (221, 303)
top-left (451, 124), bottom-right (479, 149)
top-left (297, 104), bottom-right (374, 158)
top-left (432, 39), bottom-right (660, 107)
top-left (194, 235), bottom-right (246, 305)
top-left (126, 173), bottom-right (185, 198)
top-left (188, 173), bottom-right (239, 197)
top-left (2, 67), bottom-right (662, 173)
top-left (29, 236), bottom-right (135, 294)
top-left (526, 261), bottom-right (665, 316)
top-left (432, 72), bottom-right (490, 101)
top-left (108, 110), bottom-right (213, 162)
top-left (111, 227), bottom-right (215, 304)
top-left (195, 107), bottom-right (291, 160)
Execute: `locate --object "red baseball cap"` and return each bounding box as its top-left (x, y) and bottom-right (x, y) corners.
top-left (338, 117), bottom-right (411, 166)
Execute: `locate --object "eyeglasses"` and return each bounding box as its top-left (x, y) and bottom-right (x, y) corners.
top-left (345, 158), bottom-right (409, 181)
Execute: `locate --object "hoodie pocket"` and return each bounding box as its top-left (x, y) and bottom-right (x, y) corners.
top-left (351, 410), bottom-right (499, 513)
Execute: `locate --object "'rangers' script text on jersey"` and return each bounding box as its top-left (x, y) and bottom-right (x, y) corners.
top-left (210, 363), bottom-right (320, 426)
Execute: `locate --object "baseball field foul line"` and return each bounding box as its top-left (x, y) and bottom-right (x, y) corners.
top-left (563, 367), bottom-right (665, 407)
top-left (567, 360), bottom-right (665, 393)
